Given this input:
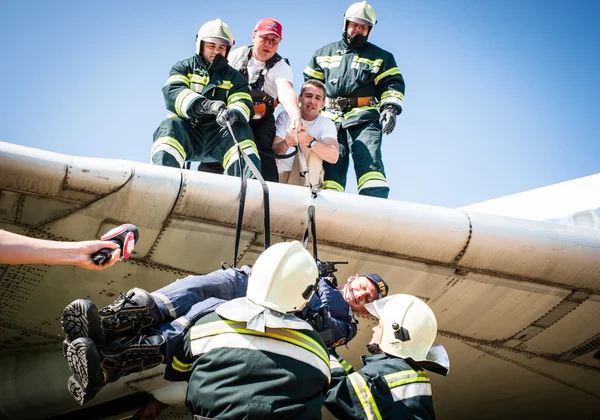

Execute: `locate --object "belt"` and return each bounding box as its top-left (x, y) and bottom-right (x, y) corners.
top-left (253, 99), bottom-right (279, 119)
top-left (325, 96), bottom-right (378, 112)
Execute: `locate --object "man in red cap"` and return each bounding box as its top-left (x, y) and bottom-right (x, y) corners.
top-left (200, 18), bottom-right (301, 183)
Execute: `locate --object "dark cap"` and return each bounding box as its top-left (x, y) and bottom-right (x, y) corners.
top-left (363, 274), bottom-right (389, 299)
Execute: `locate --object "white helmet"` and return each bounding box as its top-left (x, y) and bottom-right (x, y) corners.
top-left (195, 19), bottom-right (235, 56)
top-left (344, 1), bottom-right (377, 32)
top-left (367, 294), bottom-right (438, 360)
top-left (246, 241), bottom-right (318, 314)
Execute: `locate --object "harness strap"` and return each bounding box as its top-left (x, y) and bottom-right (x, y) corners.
top-left (325, 96), bottom-right (378, 112)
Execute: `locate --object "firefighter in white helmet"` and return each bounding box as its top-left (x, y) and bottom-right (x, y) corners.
top-left (150, 19), bottom-right (261, 177)
top-left (165, 241), bottom-right (330, 419)
top-left (325, 294), bottom-right (450, 419)
top-left (304, 2), bottom-right (406, 199)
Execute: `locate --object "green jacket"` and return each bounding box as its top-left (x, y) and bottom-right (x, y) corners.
top-left (166, 311), bottom-right (331, 419)
top-left (162, 54), bottom-right (253, 123)
top-left (304, 38), bottom-right (405, 128)
top-left (325, 354), bottom-right (436, 420)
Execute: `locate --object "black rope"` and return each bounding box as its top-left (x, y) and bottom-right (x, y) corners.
top-left (226, 121), bottom-right (270, 267)
top-left (260, 147), bottom-right (298, 160)
top-left (233, 156), bottom-right (247, 267)
top-left (302, 191), bottom-right (319, 259)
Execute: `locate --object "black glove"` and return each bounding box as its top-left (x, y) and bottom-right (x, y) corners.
top-left (216, 107), bottom-right (244, 127)
top-left (194, 99), bottom-right (226, 116)
top-left (379, 104), bottom-right (400, 135)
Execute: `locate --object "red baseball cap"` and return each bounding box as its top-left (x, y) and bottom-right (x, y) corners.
top-left (254, 18), bottom-right (283, 39)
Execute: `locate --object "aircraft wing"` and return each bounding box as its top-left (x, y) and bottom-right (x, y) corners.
top-left (0, 141), bottom-right (599, 419)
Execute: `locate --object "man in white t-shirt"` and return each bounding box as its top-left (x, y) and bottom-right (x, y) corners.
top-left (200, 18), bottom-right (301, 183)
top-left (273, 80), bottom-right (339, 189)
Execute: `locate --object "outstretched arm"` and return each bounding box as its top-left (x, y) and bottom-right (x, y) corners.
top-left (0, 230), bottom-right (120, 270)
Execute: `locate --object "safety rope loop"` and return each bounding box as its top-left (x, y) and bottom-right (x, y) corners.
top-left (294, 129), bottom-right (309, 178)
top-left (225, 121), bottom-right (271, 265)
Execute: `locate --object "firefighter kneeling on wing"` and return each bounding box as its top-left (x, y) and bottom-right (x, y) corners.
top-left (325, 294), bottom-right (450, 419)
top-left (165, 241), bottom-right (330, 419)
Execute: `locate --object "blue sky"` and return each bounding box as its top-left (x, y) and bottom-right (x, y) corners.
top-left (1, 0), bottom-right (599, 207)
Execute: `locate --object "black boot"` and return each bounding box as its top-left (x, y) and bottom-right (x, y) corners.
top-left (66, 332), bottom-right (165, 405)
top-left (61, 299), bottom-right (105, 360)
top-left (98, 288), bottom-right (164, 340)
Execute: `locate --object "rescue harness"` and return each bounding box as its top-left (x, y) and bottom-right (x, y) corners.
top-left (237, 46), bottom-right (288, 120)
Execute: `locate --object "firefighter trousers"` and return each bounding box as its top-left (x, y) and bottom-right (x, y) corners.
top-left (197, 115), bottom-right (278, 182)
top-left (151, 116), bottom-right (260, 178)
top-left (323, 120), bottom-right (389, 199)
top-left (150, 267), bottom-right (250, 361)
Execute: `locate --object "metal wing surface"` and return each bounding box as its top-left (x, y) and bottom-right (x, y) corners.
top-left (0, 141), bottom-right (599, 419)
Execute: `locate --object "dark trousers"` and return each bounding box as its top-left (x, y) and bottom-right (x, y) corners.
top-left (151, 116), bottom-right (260, 178)
top-left (323, 120), bottom-right (389, 199)
top-left (198, 115), bottom-right (278, 182)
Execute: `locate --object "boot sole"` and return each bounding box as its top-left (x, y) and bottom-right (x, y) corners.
top-left (61, 299), bottom-right (105, 345)
top-left (65, 337), bottom-right (103, 405)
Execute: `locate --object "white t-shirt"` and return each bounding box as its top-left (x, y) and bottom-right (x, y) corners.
top-left (275, 112), bottom-right (338, 172)
top-left (228, 47), bottom-right (293, 99)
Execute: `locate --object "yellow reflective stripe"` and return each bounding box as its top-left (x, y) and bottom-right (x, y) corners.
top-left (189, 74), bottom-right (209, 85)
top-left (323, 180), bottom-right (344, 192)
top-left (316, 55), bottom-right (343, 64)
top-left (374, 67), bottom-right (401, 85)
top-left (223, 140), bottom-right (259, 169)
top-left (381, 90), bottom-right (405, 101)
top-left (217, 80), bottom-right (233, 90)
top-left (348, 372), bottom-right (383, 420)
top-left (344, 106), bottom-right (377, 118)
top-left (171, 355), bottom-right (192, 373)
top-left (190, 320), bottom-right (329, 368)
top-left (166, 75), bottom-right (190, 87)
top-left (304, 66), bottom-right (325, 81)
top-left (340, 359), bottom-right (353, 372)
top-left (174, 89), bottom-right (199, 118)
top-left (353, 57), bottom-right (383, 67)
top-left (229, 103), bottom-right (251, 121)
top-left (227, 92), bottom-right (252, 105)
top-left (384, 369), bottom-right (430, 388)
top-left (151, 136), bottom-right (186, 160)
top-left (320, 110), bottom-right (341, 122)
top-left (358, 171), bottom-right (386, 189)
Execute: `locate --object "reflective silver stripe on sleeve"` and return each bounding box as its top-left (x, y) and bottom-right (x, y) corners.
top-left (172, 316), bottom-right (191, 329)
top-left (190, 331), bottom-right (331, 381)
top-left (389, 382), bottom-right (432, 401)
top-left (152, 292), bottom-right (177, 318)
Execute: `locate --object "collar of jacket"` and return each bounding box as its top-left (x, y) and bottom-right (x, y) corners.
top-left (361, 353), bottom-right (390, 365)
top-left (196, 53), bottom-right (229, 74)
top-left (342, 32), bottom-right (369, 49)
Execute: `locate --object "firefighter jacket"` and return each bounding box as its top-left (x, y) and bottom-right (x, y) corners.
top-left (304, 38), bottom-right (405, 129)
top-left (300, 277), bottom-right (358, 348)
top-left (162, 54), bottom-right (253, 123)
top-left (325, 354), bottom-right (437, 420)
top-left (166, 310), bottom-right (330, 420)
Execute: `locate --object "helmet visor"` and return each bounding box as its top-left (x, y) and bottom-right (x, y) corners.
top-left (365, 295), bottom-right (394, 318)
top-left (202, 36), bottom-right (232, 46)
top-left (346, 17), bottom-right (373, 26)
